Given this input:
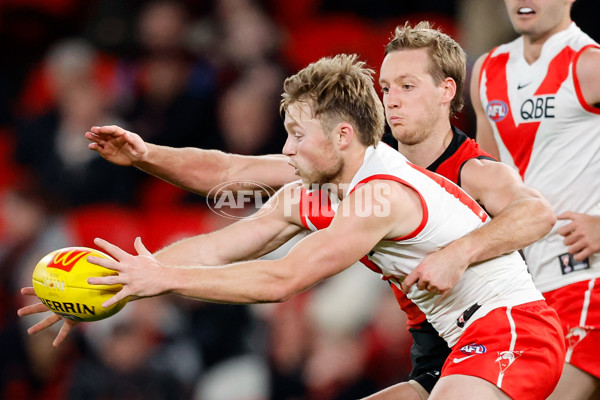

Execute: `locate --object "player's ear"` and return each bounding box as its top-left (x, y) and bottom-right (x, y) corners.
top-left (440, 77), bottom-right (457, 106)
top-left (337, 123), bottom-right (354, 149)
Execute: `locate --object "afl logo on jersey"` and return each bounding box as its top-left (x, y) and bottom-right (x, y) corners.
top-left (486, 100), bottom-right (508, 122)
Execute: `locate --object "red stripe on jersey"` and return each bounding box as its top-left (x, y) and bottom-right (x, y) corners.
top-left (359, 255), bottom-right (383, 274)
top-left (299, 187), bottom-right (335, 230)
top-left (349, 174), bottom-right (429, 240)
top-left (391, 283), bottom-right (427, 329)
top-left (407, 164), bottom-right (488, 223)
top-left (484, 47), bottom-right (575, 178)
top-left (573, 44), bottom-right (600, 114)
top-left (484, 52), bottom-right (537, 179)
top-left (299, 187), bottom-right (310, 229)
top-left (535, 46), bottom-right (575, 95)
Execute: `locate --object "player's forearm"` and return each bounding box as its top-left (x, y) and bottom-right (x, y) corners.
top-left (132, 144), bottom-right (231, 195)
top-left (163, 258), bottom-right (301, 304)
top-left (133, 144), bottom-right (295, 195)
top-left (454, 196), bottom-right (555, 266)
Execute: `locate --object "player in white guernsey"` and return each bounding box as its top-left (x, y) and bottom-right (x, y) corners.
top-left (19, 55), bottom-right (563, 399)
top-left (472, 1), bottom-right (600, 398)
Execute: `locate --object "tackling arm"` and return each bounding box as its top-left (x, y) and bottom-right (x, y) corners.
top-left (449, 158), bottom-right (555, 264)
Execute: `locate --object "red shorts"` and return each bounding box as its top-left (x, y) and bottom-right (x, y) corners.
top-left (544, 279), bottom-right (600, 378)
top-left (441, 301), bottom-right (565, 400)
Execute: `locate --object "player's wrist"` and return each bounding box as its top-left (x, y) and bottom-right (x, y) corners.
top-left (448, 236), bottom-right (479, 269)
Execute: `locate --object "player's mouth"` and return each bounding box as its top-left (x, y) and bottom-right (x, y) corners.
top-left (517, 7), bottom-right (535, 16)
top-left (388, 116), bottom-right (405, 126)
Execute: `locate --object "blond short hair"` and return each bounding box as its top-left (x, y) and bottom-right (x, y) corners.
top-left (281, 54), bottom-right (385, 147)
top-left (386, 21), bottom-right (466, 116)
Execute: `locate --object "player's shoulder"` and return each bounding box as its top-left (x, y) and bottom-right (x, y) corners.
top-left (577, 45), bottom-right (600, 69)
top-left (575, 45), bottom-right (600, 101)
top-left (471, 52), bottom-right (490, 76)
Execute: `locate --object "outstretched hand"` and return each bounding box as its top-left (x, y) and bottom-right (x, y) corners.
top-left (85, 125), bottom-right (148, 166)
top-left (17, 287), bottom-right (79, 347)
top-left (87, 237), bottom-right (168, 308)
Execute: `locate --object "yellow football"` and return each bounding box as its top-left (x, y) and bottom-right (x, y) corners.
top-left (32, 247), bottom-right (129, 322)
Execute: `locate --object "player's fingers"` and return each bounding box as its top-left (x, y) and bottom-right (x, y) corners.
top-left (87, 275), bottom-right (122, 286)
top-left (102, 292), bottom-right (127, 308)
top-left (568, 241), bottom-right (587, 258)
top-left (573, 247), bottom-right (592, 261)
top-left (416, 279), bottom-right (429, 290)
top-left (28, 314), bottom-right (62, 335)
top-left (93, 238), bottom-right (130, 261)
top-left (134, 237), bottom-right (152, 256)
top-left (403, 272), bottom-right (418, 290)
top-left (557, 222), bottom-right (575, 236)
top-left (21, 287), bottom-right (36, 296)
top-left (86, 255), bottom-right (122, 272)
top-left (53, 322), bottom-right (73, 347)
top-left (17, 302), bottom-right (49, 317)
top-left (85, 131), bottom-right (101, 142)
top-left (92, 125), bottom-right (121, 136)
top-left (556, 211), bottom-right (577, 220)
top-left (562, 233), bottom-right (578, 246)
top-left (425, 284), bottom-right (438, 294)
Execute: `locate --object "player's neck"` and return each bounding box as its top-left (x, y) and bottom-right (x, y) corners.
top-left (521, 20), bottom-right (572, 64)
top-left (398, 125), bottom-right (453, 169)
top-left (336, 145), bottom-right (368, 198)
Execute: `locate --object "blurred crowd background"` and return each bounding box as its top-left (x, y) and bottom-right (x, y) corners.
top-left (0, 1), bottom-right (598, 399)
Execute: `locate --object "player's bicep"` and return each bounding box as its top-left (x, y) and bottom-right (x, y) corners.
top-left (471, 54), bottom-right (500, 159)
top-left (461, 159), bottom-right (539, 217)
top-left (576, 47), bottom-right (600, 108)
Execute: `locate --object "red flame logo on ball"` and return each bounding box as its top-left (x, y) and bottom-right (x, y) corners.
top-left (47, 249), bottom-right (89, 272)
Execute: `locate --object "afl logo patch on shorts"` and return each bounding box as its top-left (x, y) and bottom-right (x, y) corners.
top-left (486, 100), bottom-right (508, 122)
top-left (460, 343), bottom-right (487, 355)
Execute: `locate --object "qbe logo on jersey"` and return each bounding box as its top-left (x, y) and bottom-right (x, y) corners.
top-left (206, 180), bottom-right (277, 220)
top-left (486, 100), bottom-right (508, 122)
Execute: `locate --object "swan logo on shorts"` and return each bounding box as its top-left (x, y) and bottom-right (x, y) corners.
top-left (486, 100), bottom-right (508, 122)
top-left (496, 351), bottom-right (523, 373)
top-left (566, 326), bottom-right (590, 353)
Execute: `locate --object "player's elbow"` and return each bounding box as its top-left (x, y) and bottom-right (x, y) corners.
top-left (256, 283), bottom-right (298, 303)
top-left (259, 271), bottom-right (311, 303)
top-left (534, 196), bottom-right (557, 235)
